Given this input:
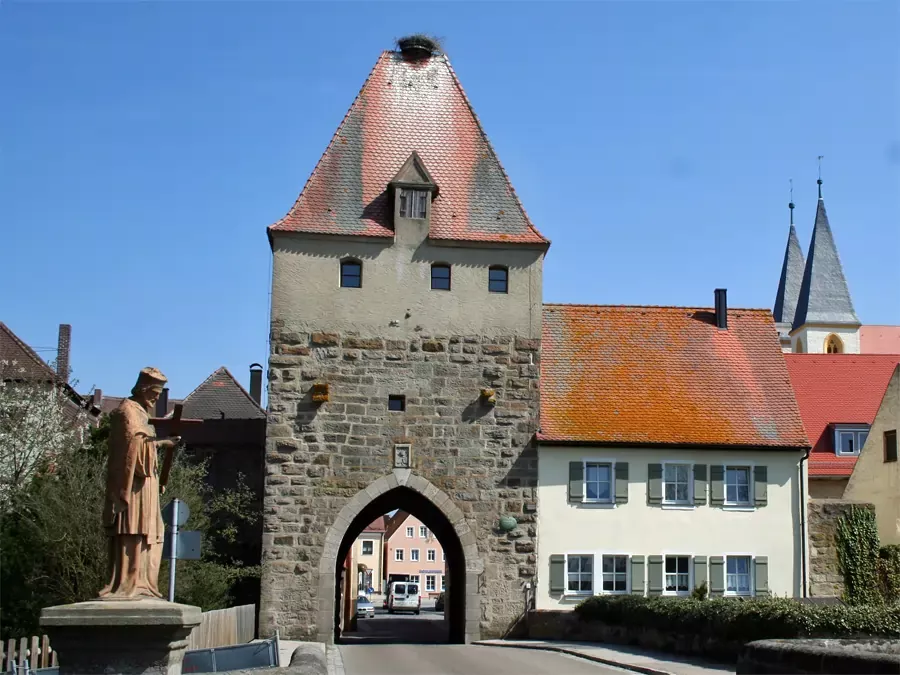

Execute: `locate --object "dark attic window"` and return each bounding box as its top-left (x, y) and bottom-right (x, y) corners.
top-left (388, 395), bottom-right (406, 412)
top-left (489, 266), bottom-right (508, 293)
top-left (399, 189), bottom-right (428, 219)
top-left (340, 259), bottom-right (362, 288)
top-left (431, 264), bottom-right (451, 291)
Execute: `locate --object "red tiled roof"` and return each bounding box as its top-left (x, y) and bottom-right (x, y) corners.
top-left (785, 354), bottom-right (900, 476)
top-left (269, 51), bottom-right (547, 246)
top-left (363, 516), bottom-right (386, 533)
top-left (0, 321), bottom-right (59, 383)
top-left (860, 325), bottom-right (900, 354)
top-left (540, 305), bottom-right (809, 448)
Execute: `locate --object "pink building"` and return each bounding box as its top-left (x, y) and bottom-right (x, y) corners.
top-left (384, 511), bottom-right (447, 597)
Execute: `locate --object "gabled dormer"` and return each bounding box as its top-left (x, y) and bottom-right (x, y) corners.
top-left (389, 152), bottom-right (438, 240)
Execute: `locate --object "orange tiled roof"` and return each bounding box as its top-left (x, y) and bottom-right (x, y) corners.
top-left (269, 51), bottom-right (547, 246)
top-left (540, 304), bottom-right (809, 448)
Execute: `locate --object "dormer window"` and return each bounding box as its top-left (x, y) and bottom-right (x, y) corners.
top-left (834, 425), bottom-right (869, 456)
top-left (399, 189), bottom-right (428, 219)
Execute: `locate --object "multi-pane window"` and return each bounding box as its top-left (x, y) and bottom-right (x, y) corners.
top-left (585, 462), bottom-right (612, 502)
top-left (726, 556), bottom-right (752, 595)
top-left (441, 576), bottom-right (446, 591)
top-left (601, 555), bottom-right (628, 592)
top-left (488, 266), bottom-right (508, 294)
top-left (388, 395), bottom-right (406, 412)
top-left (406, 526), bottom-right (414, 538)
top-left (567, 555), bottom-right (593, 593)
top-left (663, 464), bottom-right (691, 504)
top-left (427, 549), bottom-right (436, 562)
top-left (442, 551), bottom-right (446, 562)
top-left (885, 430), bottom-right (898, 463)
top-left (420, 526), bottom-right (428, 538)
top-left (425, 575), bottom-right (436, 592)
top-left (362, 541), bottom-right (373, 555)
top-left (665, 556), bottom-right (690, 594)
top-left (408, 575), bottom-right (419, 586)
top-left (394, 549), bottom-right (404, 562)
top-left (835, 427), bottom-right (869, 456)
top-left (725, 466), bottom-right (751, 505)
top-left (411, 549), bottom-right (420, 562)
top-left (399, 189), bottom-right (428, 218)
top-left (431, 264), bottom-right (451, 291)
top-left (340, 260), bottom-right (362, 288)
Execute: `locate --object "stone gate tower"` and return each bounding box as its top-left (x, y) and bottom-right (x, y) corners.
top-left (260, 37), bottom-right (549, 643)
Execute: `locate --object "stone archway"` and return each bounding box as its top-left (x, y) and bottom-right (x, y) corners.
top-left (316, 470), bottom-right (482, 644)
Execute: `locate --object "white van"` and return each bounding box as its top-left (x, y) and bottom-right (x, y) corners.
top-left (386, 581), bottom-right (421, 615)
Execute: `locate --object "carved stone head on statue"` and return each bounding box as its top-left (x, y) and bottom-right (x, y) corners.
top-left (130, 367), bottom-right (167, 412)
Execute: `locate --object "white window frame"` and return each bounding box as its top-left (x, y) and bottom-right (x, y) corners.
top-left (441, 576), bottom-right (446, 591)
top-left (834, 425), bottom-right (870, 457)
top-left (406, 526), bottom-right (414, 538)
top-left (410, 548), bottom-right (420, 562)
top-left (662, 462), bottom-right (694, 507)
top-left (425, 575), bottom-right (436, 592)
top-left (399, 189), bottom-right (428, 219)
top-left (564, 552), bottom-right (594, 596)
top-left (442, 551), bottom-right (446, 562)
top-left (420, 526), bottom-right (428, 538)
top-left (361, 540), bottom-right (373, 556)
top-left (724, 464), bottom-right (753, 507)
top-left (427, 549), bottom-right (436, 562)
top-left (408, 574), bottom-right (419, 586)
top-left (598, 552), bottom-right (630, 595)
top-left (582, 459), bottom-right (616, 505)
top-left (394, 548), bottom-right (404, 562)
top-left (724, 554), bottom-right (754, 597)
top-left (663, 553), bottom-right (692, 596)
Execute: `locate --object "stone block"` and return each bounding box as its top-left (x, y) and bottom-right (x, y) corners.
top-left (310, 332), bottom-right (340, 347)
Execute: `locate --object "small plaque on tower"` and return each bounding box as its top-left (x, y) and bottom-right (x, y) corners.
top-left (393, 443), bottom-right (411, 469)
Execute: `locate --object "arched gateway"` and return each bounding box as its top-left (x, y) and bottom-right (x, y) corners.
top-left (260, 41), bottom-right (547, 644)
top-left (319, 472), bottom-right (481, 643)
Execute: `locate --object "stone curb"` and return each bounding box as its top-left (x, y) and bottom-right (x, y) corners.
top-left (473, 640), bottom-right (674, 675)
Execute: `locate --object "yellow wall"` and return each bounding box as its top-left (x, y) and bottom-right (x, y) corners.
top-left (356, 533), bottom-right (385, 592)
top-left (536, 446), bottom-right (804, 609)
top-left (809, 479), bottom-right (849, 500)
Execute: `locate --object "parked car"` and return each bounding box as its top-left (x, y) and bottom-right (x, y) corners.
top-left (386, 581), bottom-right (420, 615)
top-left (356, 596), bottom-right (375, 619)
top-left (434, 592), bottom-right (445, 612)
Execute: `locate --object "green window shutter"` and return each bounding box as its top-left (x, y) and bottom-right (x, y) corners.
top-left (693, 556), bottom-right (708, 592)
top-left (568, 462), bottom-right (584, 503)
top-left (615, 462), bottom-right (629, 503)
top-left (549, 555), bottom-right (566, 593)
top-left (647, 555), bottom-right (663, 596)
top-left (631, 555), bottom-right (645, 595)
top-left (710, 465), bottom-right (725, 506)
top-left (647, 463), bottom-right (663, 504)
top-left (754, 556), bottom-right (769, 596)
top-left (754, 466), bottom-right (768, 506)
top-left (693, 464), bottom-right (707, 506)
top-left (709, 556), bottom-right (725, 597)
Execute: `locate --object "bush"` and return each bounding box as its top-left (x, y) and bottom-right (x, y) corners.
top-left (574, 595), bottom-right (900, 642)
top-left (878, 545), bottom-right (900, 605)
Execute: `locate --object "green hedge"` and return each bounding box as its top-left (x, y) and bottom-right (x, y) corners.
top-left (574, 595), bottom-right (900, 642)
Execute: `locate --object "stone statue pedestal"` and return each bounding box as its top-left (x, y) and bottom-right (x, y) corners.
top-left (40, 600), bottom-right (201, 675)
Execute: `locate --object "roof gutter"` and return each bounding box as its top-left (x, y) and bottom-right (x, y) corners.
top-left (537, 438), bottom-right (810, 452)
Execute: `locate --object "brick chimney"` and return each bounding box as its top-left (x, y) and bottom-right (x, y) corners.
top-left (249, 363), bottom-right (263, 404)
top-left (56, 324), bottom-right (71, 381)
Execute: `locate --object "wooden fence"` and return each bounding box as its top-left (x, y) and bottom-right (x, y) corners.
top-left (2, 637), bottom-right (57, 672)
top-left (186, 604), bottom-right (256, 651)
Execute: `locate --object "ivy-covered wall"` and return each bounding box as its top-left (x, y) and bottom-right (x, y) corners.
top-left (808, 499), bottom-right (875, 597)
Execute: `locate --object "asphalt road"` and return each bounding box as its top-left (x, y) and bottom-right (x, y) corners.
top-left (339, 644), bottom-right (629, 675)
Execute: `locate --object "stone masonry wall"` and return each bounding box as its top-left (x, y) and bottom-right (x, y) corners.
top-left (808, 499), bottom-right (876, 597)
top-left (260, 324), bottom-right (541, 640)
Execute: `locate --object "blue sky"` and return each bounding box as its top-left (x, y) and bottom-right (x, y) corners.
top-left (2, 1), bottom-right (898, 398)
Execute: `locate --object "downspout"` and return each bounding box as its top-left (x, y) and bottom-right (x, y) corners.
top-left (799, 446), bottom-right (811, 598)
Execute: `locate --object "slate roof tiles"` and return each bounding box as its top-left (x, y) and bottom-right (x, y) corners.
top-left (179, 367), bottom-right (265, 421)
top-left (540, 304), bottom-right (809, 448)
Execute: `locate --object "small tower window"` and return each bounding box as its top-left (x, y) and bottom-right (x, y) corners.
top-left (399, 189), bottom-right (428, 219)
top-left (489, 266), bottom-right (508, 294)
top-left (340, 259), bottom-right (362, 288)
top-left (825, 334), bottom-right (843, 354)
top-left (388, 395), bottom-right (406, 412)
top-left (431, 264), bottom-right (451, 291)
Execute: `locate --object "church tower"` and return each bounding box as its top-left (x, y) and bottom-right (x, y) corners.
top-left (773, 194), bottom-right (805, 352)
top-left (789, 177), bottom-right (860, 353)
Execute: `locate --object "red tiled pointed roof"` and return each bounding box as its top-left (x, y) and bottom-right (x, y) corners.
top-left (540, 305), bottom-right (809, 448)
top-left (269, 51), bottom-right (547, 246)
top-left (785, 354), bottom-right (900, 476)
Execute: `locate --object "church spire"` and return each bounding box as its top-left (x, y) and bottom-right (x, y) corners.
top-left (792, 173), bottom-right (859, 330)
top-left (773, 180), bottom-right (805, 325)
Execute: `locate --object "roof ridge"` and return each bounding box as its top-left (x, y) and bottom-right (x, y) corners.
top-left (542, 303), bottom-right (771, 312)
top-left (178, 366), bottom-right (263, 415)
top-left (440, 55), bottom-right (549, 245)
top-left (218, 366), bottom-right (265, 412)
top-left (0, 321), bottom-right (59, 381)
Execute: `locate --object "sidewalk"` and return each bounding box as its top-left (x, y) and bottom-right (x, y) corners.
top-left (474, 639), bottom-right (733, 675)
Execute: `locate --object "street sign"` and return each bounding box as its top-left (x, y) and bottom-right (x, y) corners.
top-left (163, 530), bottom-right (202, 560)
top-left (162, 499), bottom-right (190, 527)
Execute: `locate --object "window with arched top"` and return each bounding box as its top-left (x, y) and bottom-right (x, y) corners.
top-left (431, 263), bottom-right (451, 291)
top-left (340, 259), bottom-right (362, 288)
top-left (795, 338), bottom-right (804, 354)
top-left (825, 334), bottom-right (844, 354)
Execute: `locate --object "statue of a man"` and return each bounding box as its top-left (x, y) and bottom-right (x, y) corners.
top-left (99, 367), bottom-right (180, 600)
